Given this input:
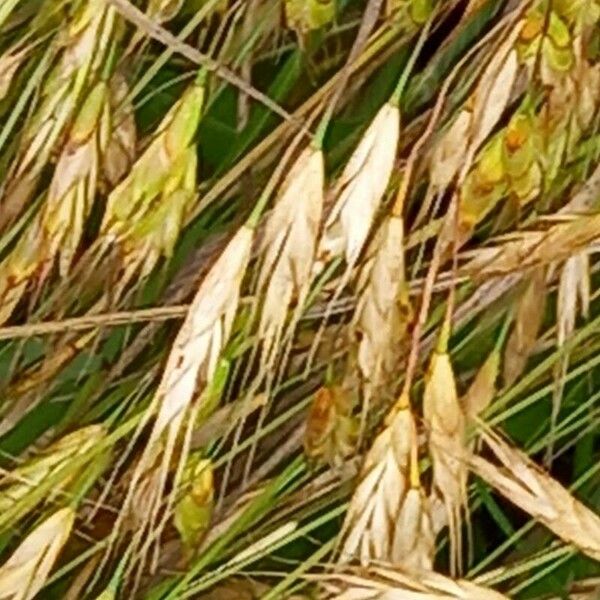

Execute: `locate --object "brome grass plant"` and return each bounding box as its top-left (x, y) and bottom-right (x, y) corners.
top-left (0, 0), bottom-right (599, 598)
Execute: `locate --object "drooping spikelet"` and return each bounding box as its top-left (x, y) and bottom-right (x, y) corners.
top-left (124, 225), bottom-right (252, 548)
top-left (557, 252), bottom-right (589, 347)
top-left (0, 80), bottom-right (110, 324)
top-left (102, 73), bottom-right (137, 188)
top-left (0, 0), bottom-right (115, 229)
top-left (339, 397), bottom-right (434, 570)
top-left (354, 214), bottom-right (409, 395)
top-left (257, 145), bottom-right (324, 366)
top-left (0, 425), bottom-right (105, 517)
top-left (99, 80), bottom-right (204, 293)
top-left (503, 268), bottom-right (546, 386)
top-left (470, 428), bottom-right (600, 563)
top-left (0, 507), bottom-right (75, 600)
top-left (423, 322), bottom-right (468, 575)
top-left (321, 566), bottom-right (510, 599)
top-left (320, 102), bottom-right (400, 268)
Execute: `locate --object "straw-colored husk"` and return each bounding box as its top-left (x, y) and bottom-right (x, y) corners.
top-left (320, 102), bottom-right (400, 267)
top-left (0, 507), bottom-right (75, 600)
top-left (257, 145), bottom-right (324, 366)
top-left (470, 428), bottom-right (600, 563)
top-left (354, 214), bottom-right (408, 393)
top-left (339, 402), bottom-right (434, 570)
top-left (321, 566), bottom-right (510, 599)
top-left (423, 329), bottom-right (468, 575)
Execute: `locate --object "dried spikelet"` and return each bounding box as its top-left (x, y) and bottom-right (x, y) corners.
top-left (0, 507), bottom-right (74, 600)
top-left (0, 425), bottom-right (105, 514)
top-left (429, 110), bottom-right (472, 192)
top-left (321, 566), bottom-right (510, 599)
top-left (125, 225), bottom-right (252, 536)
top-left (100, 81), bottom-right (204, 290)
top-left (423, 323), bottom-right (467, 575)
top-left (0, 44), bottom-right (29, 101)
top-left (147, 0), bottom-right (185, 22)
top-left (470, 429), bottom-right (600, 563)
top-left (339, 398), bottom-right (434, 570)
top-left (557, 252), bottom-right (589, 347)
top-left (257, 145), bottom-right (323, 365)
top-left (102, 73), bottom-right (137, 187)
top-left (354, 214), bottom-right (409, 394)
top-left (470, 42), bottom-right (519, 151)
top-left (0, 81), bottom-right (109, 324)
top-left (503, 269), bottom-right (546, 386)
top-left (320, 102), bottom-right (400, 267)
top-left (304, 385), bottom-right (357, 469)
top-left (41, 80), bottom-right (109, 276)
top-left (463, 347), bottom-right (500, 422)
top-left (466, 213), bottom-right (600, 278)
top-left (0, 0), bottom-right (114, 227)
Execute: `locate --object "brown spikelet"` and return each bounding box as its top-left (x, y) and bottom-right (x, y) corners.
top-left (503, 269), bottom-right (546, 386)
top-left (304, 385), bottom-right (357, 469)
top-left (320, 102), bottom-right (400, 267)
top-left (423, 323), bottom-right (468, 575)
top-left (470, 428), bottom-right (600, 563)
top-left (321, 566), bottom-right (510, 599)
top-left (257, 145), bottom-right (324, 367)
top-left (339, 398), bottom-right (434, 570)
top-left (354, 215), bottom-right (410, 395)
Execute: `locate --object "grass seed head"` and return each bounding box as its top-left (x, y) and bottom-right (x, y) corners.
top-left (557, 252), bottom-right (590, 347)
top-left (339, 402), bottom-right (432, 568)
top-left (322, 566), bottom-right (509, 599)
top-left (321, 102), bottom-right (400, 267)
top-left (0, 425), bottom-right (105, 515)
top-left (423, 326), bottom-right (468, 575)
top-left (0, 507), bottom-right (74, 600)
top-left (126, 225), bottom-right (252, 535)
top-left (258, 145), bottom-right (324, 365)
top-left (354, 215), bottom-right (409, 393)
top-left (471, 429), bottom-right (600, 563)
top-left (503, 269), bottom-right (546, 386)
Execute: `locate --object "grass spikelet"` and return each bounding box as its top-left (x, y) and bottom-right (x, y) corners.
top-left (102, 73), bottom-right (137, 188)
top-left (320, 101), bottom-right (400, 268)
top-left (339, 396), bottom-right (434, 570)
top-left (557, 252), bottom-right (589, 347)
top-left (321, 566), bottom-right (510, 599)
top-left (0, 0), bottom-right (114, 229)
top-left (0, 80), bottom-right (109, 323)
top-left (304, 385), bottom-right (357, 469)
top-left (123, 224), bottom-right (252, 561)
top-left (503, 268), bottom-right (546, 387)
top-left (257, 145), bottom-right (324, 368)
top-left (0, 425), bottom-right (105, 515)
top-left (99, 80), bottom-right (204, 292)
top-left (0, 44), bottom-right (30, 101)
top-left (0, 507), bottom-right (74, 600)
top-left (470, 428), bottom-right (600, 563)
top-left (423, 321), bottom-right (467, 576)
top-left (354, 214), bottom-right (409, 395)
top-left (174, 455), bottom-right (214, 553)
